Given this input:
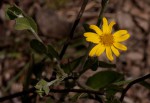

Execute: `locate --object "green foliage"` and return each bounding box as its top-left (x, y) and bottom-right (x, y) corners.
top-left (30, 40), bottom-right (59, 60)
top-left (35, 79), bottom-right (50, 96)
top-left (30, 39), bottom-right (47, 54)
top-left (15, 17), bottom-right (38, 34)
top-left (47, 44), bottom-right (59, 60)
top-left (86, 70), bottom-right (124, 89)
top-left (5, 4), bottom-right (41, 41)
top-left (5, 4), bottom-right (23, 20)
top-left (84, 57), bottom-right (116, 71)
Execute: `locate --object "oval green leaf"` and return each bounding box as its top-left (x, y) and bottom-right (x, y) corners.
top-left (86, 70), bottom-right (124, 89)
top-left (84, 58), bottom-right (116, 71)
top-left (47, 45), bottom-right (59, 60)
top-left (15, 17), bottom-right (38, 34)
top-left (5, 4), bottom-right (23, 20)
top-left (30, 39), bottom-right (47, 54)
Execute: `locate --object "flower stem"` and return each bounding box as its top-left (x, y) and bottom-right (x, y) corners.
top-left (31, 29), bottom-right (43, 43)
top-left (97, 0), bottom-right (109, 26)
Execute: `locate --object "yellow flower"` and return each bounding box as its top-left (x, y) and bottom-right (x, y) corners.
top-left (84, 17), bottom-right (130, 61)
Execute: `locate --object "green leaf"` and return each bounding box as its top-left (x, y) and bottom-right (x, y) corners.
top-left (5, 5), bottom-right (41, 41)
top-left (35, 79), bottom-right (47, 89)
top-left (86, 70), bottom-right (124, 89)
top-left (15, 17), bottom-right (38, 34)
top-left (114, 79), bottom-right (133, 86)
top-left (26, 16), bottom-right (38, 33)
top-left (47, 45), bottom-right (59, 60)
top-left (5, 4), bottom-right (23, 20)
top-left (30, 39), bottom-right (47, 54)
top-left (5, 4), bottom-right (41, 41)
top-left (84, 58), bottom-right (116, 71)
top-left (35, 79), bottom-right (50, 96)
top-left (43, 86), bottom-right (50, 95)
top-left (61, 56), bottom-right (83, 73)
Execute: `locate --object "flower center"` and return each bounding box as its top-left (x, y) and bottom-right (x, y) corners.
top-left (100, 34), bottom-right (114, 46)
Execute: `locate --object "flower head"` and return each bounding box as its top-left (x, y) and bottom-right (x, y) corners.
top-left (84, 17), bottom-right (130, 61)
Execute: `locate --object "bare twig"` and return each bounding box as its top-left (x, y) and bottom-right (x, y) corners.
top-left (120, 73), bottom-right (150, 102)
top-left (97, 0), bottom-right (109, 26)
top-left (0, 88), bottom-right (104, 102)
top-left (49, 88), bottom-right (103, 95)
top-left (2, 74), bottom-right (149, 102)
top-left (59, 0), bottom-right (89, 59)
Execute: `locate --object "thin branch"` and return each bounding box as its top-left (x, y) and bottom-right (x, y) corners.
top-left (31, 29), bottom-right (43, 43)
top-left (0, 88), bottom-right (103, 102)
top-left (2, 75), bottom-right (149, 102)
top-left (0, 88), bottom-right (35, 102)
top-left (78, 0), bottom-right (109, 76)
top-left (49, 88), bottom-right (103, 95)
top-left (120, 73), bottom-right (150, 102)
top-left (97, 0), bottom-right (109, 26)
top-left (59, 0), bottom-right (89, 59)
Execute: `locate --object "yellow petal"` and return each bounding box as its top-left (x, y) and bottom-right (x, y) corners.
top-left (113, 30), bottom-right (128, 37)
top-left (95, 44), bottom-right (105, 56)
top-left (113, 42), bottom-right (127, 51)
top-left (102, 17), bottom-right (109, 34)
top-left (109, 21), bottom-right (115, 34)
top-left (84, 32), bottom-right (99, 38)
top-left (89, 44), bottom-right (99, 57)
top-left (114, 33), bottom-right (130, 42)
top-left (90, 25), bottom-right (102, 35)
top-left (84, 32), bottom-right (100, 44)
top-left (106, 47), bottom-right (114, 61)
top-left (111, 46), bottom-right (120, 57)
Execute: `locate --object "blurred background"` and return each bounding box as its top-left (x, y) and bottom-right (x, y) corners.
top-left (0, 0), bottom-right (150, 103)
